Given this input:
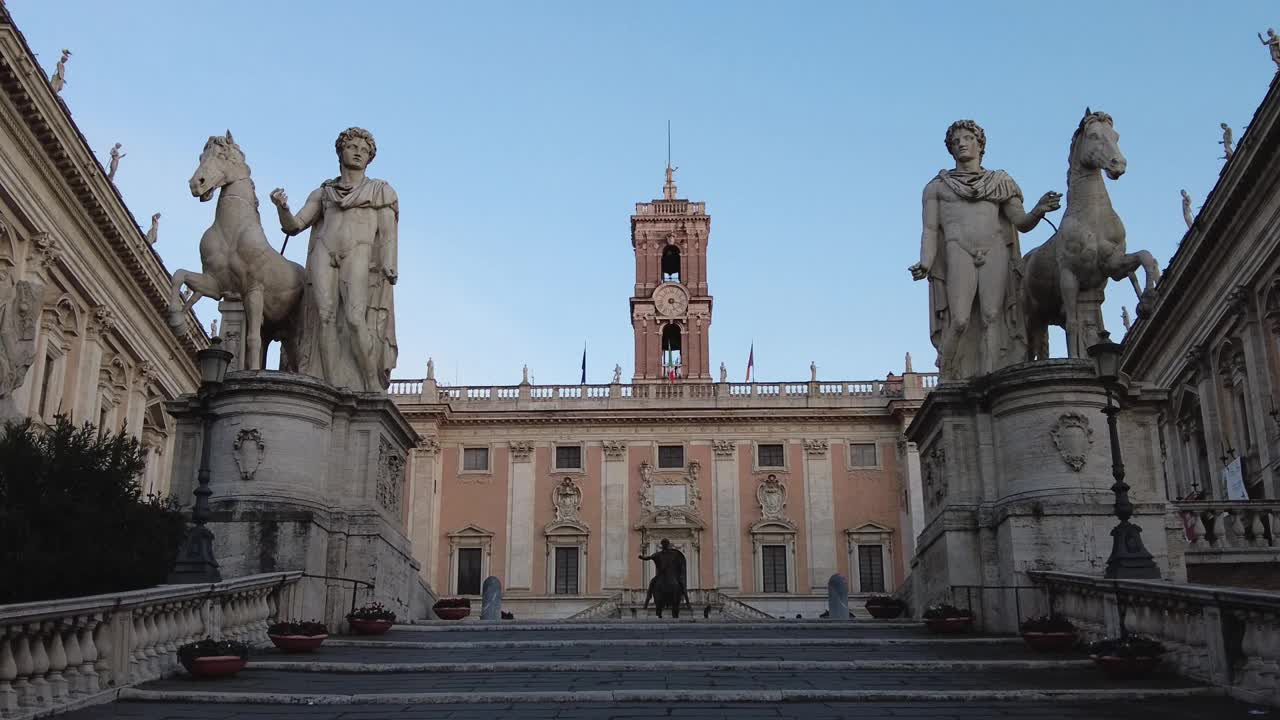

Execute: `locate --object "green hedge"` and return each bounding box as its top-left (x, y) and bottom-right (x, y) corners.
top-left (0, 417), bottom-right (187, 604)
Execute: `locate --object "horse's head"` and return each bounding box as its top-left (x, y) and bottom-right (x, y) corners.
top-left (1071, 108), bottom-right (1126, 180)
top-left (189, 131), bottom-right (249, 202)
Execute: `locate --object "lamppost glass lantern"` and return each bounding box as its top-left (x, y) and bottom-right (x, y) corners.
top-left (197, 337), bottom-right (234, 386)
top-left (1087, 331), bottom-right (1122, 387)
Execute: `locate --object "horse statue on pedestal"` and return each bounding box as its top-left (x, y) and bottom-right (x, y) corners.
top-left (1021, 109), bottom-right (1161, 360)
top-left (167, 132), bottom-right (305, 369)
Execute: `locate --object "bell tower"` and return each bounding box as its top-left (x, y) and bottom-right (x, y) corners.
top-left (630, 165), bottom-right (712, 381)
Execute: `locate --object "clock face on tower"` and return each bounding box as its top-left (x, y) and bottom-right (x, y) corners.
top-left (653, 283), bottom-right (689, 317)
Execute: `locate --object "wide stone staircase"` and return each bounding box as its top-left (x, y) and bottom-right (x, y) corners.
top-left (56, 618), bottom-right (1258, 720)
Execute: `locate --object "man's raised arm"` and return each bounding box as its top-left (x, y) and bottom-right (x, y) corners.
top-left (270, 187), bottom-right (323, 236)
top-left (1003, 190), bottom-right (1061, 233)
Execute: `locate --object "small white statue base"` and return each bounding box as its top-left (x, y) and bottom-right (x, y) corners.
top-left (165, 371), bottom-right (424, 629)
top-left (903, 360), bottom-right (1184, 632)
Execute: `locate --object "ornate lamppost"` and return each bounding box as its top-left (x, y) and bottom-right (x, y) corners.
top-left (167, 337), bottom-right (233, 584)
top-left (1087, 331), bottom-right (1161, 580)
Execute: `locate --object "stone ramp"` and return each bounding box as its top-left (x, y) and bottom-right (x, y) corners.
top-left (53, 619), bottom-right (1258, 719)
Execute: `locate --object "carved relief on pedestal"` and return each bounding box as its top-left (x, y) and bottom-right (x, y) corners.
top-left (1049, 412), bottom-right (1094, 472)
top-left (803, 439), bottom-right (829, 457)
top-left (711, 439), bottom-right (736, 458)
top-left (232, 428), bottom-right (265, 481)
top-left (756, 473), bottom-right (788, 520)
top-left (552, 476), bottom-right (584, 524)
top-left (509, 440), bottom-right (534, 462)
top-left (376, 436), bottom-right (406, 514)
top-left (602, 440), bottom-right (627, 460)
top-left (922, 447), bottom-right (947, 513)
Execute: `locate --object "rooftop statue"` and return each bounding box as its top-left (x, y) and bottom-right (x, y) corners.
top-left (271, 128), bottom-right (399, 392)
top-left (1181, 190), bottom-right (1193, 229)
top-left (1260, 29), bottom-right (1280, 70)
top-left (169, 131), bottom-right (305, 370)
top-left (107, 143), bottom-right (125, 182)
top-left (910, 120), bottom-right (1060, 380)
top-left (1021, 109), bottom-right (1160, 360)
top-left (49, 48), bottom-right (70, 94)
top-left (1219, 123), bottom-right (1235, 160)
top-left (145, 212), bottom-right (160, 245)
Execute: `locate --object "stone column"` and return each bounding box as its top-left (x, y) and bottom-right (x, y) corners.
top-left (601, 441), bottom-right (629, 590)
top-left (506, 442), bottom-right (536, 593)
top-left (803, 439), bottom-right (836, 590)
top-left (712, 440), bottom-right (741, 590)
top-left (410, 436), bottom-right (440, 587)
top-left (899, 439), bottom-right (925, 559)
top-left (73, 307), bottom-right (113, 425)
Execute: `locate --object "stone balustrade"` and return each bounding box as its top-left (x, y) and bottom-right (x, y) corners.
top-left (390, 374), bottom-right (936, 410)
top-left (1030, 570), bottom-right (1280, 706)
top-left (0, 572), bottom-right (302, 719)
top-left (1173, 500), bottom-right (1279, 551)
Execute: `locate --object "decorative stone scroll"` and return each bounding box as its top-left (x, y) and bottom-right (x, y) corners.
top-left (1049, 412), bottom-right (1094, 472)
top-left (416, 436), bottom-right (441, 455)
top-left (91, 304), bottom-right (117, 334)
top-left (602, 440), bottom-right (627, 460)
top-left (711, 439), bottom-right (736, 458)
top-left (803, 439), bottom-right (829, 457)
top-left (232, 428), bottom-right (266, 482)
top-left (553, 476), bottom-right (583, 523)
top-left (756, 473), bottom-right (787, 520)
top-left (376, 436), bottom-right (405, 514)
top-left (509, 441), bottom-right (534, 462)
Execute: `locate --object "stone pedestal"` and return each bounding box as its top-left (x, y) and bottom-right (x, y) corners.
top-left (166, 371), bottom-right (422, 629)
top-left (905, 360), bottom-right (1184, 632)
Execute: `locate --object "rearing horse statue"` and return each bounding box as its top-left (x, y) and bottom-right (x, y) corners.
top-left (168, 132), bottom-right (306, 369)
top-left (1022, 109), bottom-right (1160, 360)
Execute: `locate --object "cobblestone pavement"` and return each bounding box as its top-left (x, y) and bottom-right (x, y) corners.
top-left (52, 619), bottom-right (1260, 719)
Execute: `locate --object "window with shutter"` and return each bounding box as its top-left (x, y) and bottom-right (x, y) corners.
top-left (762, 545), bottom-right (788, 593)
top-left (858, 544), bottom-right (885, 593)
top-left (554, 547), bottom-right (579, 594)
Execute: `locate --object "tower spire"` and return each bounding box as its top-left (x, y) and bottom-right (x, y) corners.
top-left (663, 120), bottom-right (678, 200)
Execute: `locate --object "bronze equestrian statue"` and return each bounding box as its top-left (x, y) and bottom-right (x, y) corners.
top-left (639, 539), bottom-right (690, 618)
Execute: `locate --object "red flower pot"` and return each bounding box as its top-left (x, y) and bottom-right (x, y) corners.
top-left (1091, 654), bottom-right (1161, 679)
top-left (434, 607), bottom-right (471, 621)
top-left (1022, 631), bottom-right (1077, 651)
top-left (865, 602), bottom-right (905, 619)
top-left (924, 616), bottom-right (973, 634)
top-left (348, 618), bottom-right (394, 635)
top-left (268, 634), bottom-right (328, 652)
top-left (184, 655), bottom-right (247, 678)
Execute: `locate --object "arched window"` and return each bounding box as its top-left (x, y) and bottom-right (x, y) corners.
top-left (661, 323), bottom-right (682, 374)
top-left (661, 245), bottom-right (681, 283)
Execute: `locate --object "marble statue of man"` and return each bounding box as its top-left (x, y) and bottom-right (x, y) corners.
top-left (271, 128), bottom-right (398, 392)
top-left (719, 362), bottom-right (727, 383)
top-left (612, 364), bottom-right (622, 384)
top-left (49, 49), bottom-right (70, 94)
top-left (1181, 190), bottom-right (1193, 229)
top-left (1220, 123), bottom-right (1235, 160)
top-left (145, 212), bottom-right (160, 245)
top-left (1260, 29), bottom-right (1280, 70)
top-left (107, 143), bottom-right (125, 181)
top-left (910, 120), bottom-right (1060, 380)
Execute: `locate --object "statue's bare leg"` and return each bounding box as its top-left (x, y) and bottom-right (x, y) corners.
top-left (339, 244), bottom-right (379, 390)
top-left (168, 269), bottom-right (223, 331)
top-left (311, 259), bottom-right (342, 384)
top-left (942, 243), bottom-right (977, 378)
top-left (975, 242), bottom-right (1010, 375)
top-left (243, 285), bottom-right (264, 371)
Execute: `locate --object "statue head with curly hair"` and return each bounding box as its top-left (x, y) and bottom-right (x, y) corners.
top-left (335, 127), bottom-right (377, 169)
top-left (944, 120), bottom-right (986, 162)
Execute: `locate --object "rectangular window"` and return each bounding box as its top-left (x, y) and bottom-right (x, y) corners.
top-left (456, 547), bottom-right (482, 595)
top-left (554, 547), bottom-right (580, 594)
top-left (658, 445), bottom-right (684, 469)
top-left (462, 447), bottom-right (489, 472)
top-left (762, 545), bottom-right (788, 593)
top-left (757, 443), bottom-right (785, 468)
top-left (555, 445), bottom-right (582, 470)
top-left (850, 443), bottom-right (878, 468)
top-left (858, 545), bottom-right (885, 593)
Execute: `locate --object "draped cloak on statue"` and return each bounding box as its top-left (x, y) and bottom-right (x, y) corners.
top-left (925, 168), bottom-right (1028, 379)
top-left (294, 176), bottom-right (399, 392)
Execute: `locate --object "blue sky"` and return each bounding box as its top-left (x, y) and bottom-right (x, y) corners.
top-left (11, 1), bottom-right (1278, 385)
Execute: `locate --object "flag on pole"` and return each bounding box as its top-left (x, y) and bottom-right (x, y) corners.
top-left (580, 344), bottom-right (587, 384)
top-left (745, 343), bottom-right (754, 382)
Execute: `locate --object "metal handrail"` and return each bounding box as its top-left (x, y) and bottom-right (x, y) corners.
top-left (301, 572), bottom-right (375, 615)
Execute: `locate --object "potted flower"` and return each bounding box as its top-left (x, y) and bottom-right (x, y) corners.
top-left (346, 602), bottom-right (397, 635)
top-left (1019, 614), bottom-right (1077, 651)
top-left (864, 595), bottom-right (906, 619)
top-left (1088, 635), bottom-right (1166, 678)
top-left (267, 620), bottom-right (329, 652)
top-left (432, 597), bottom-right (472, 621)
top-left (177, 638), bottom-right (249, 678)
top-left (922, 603), bottom-right (973, 633)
